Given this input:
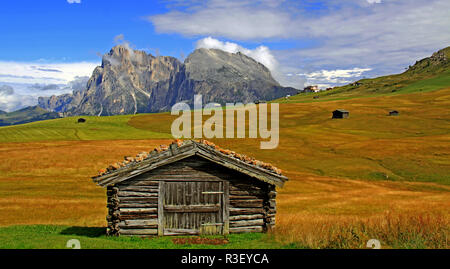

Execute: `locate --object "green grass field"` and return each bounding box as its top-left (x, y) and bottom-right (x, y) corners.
top-left (1, 223), bottom-right (445, 249)
top-left (0, 226), bottom-right (297, 249)
top-left (0, 114), bottom-right (171, 143)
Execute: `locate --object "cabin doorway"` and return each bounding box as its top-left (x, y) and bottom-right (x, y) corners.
top-left (159, 181), bottom-right (227, 235)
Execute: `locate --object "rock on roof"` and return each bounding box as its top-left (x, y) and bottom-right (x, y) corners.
top-left (92, 139), bottom-right (288, 187)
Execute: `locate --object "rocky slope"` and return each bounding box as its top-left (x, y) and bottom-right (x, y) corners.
top-left (38, 89), bottom-right (84, 114)
top-left (40, 45), bottom-right (297, 116)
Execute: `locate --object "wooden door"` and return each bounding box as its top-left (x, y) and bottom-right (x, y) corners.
top-left (159, 181), bottom-right (228, 235)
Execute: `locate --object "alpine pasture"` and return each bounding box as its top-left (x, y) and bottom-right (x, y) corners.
top-left (0, 87), bottom-right (449, 249)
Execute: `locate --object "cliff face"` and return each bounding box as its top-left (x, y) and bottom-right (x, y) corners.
top-left (40, 45), bottom-right (297, 116)
top-left (181, 48), bottom-right (292, 106)
top-left (73, 45), bottom-right (184, 115)
top-left (38, 90), bottom-right (84, 113)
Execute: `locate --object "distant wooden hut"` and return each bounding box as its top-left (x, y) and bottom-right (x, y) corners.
top-left (92, 140), bottom-right (287, 237)
top-left (389, 110), bottom-right (399, 116)
top-left (303, 85), bottom-right (320, 93)
top-left (332, 109), bottom-right (349, 119)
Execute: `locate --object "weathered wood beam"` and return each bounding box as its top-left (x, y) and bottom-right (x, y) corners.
top-left (230, 200), bottom-right (263, 208)
top-left (118, 186), bottom-right (159, 192)
top-left (230, 219), bottom-right (264, 227)
top-left (117, 191), bottom-right (158, 197)
top-left (119, 214), bottom-right (157, 220)
top-left (163, 204), bottom-right (220, 213)
top-left (230, 208), bottom-right (264, 215)
top-left (164, 229), bottom-right (199, 236)
top-left (230, 226), bottom-right (263, 233)
top-left (118, 203), bottom-right (158, 208)
top-left (119, 229), bottom-right (158, 235)
top-left (119, 208), bottom-right (157, 214)
top-left (229, 214), bottom-right (264, 221)
top-left (117, 197), bottom-right (157, 203)
top-left (118, 219), bottom-right (158, 229)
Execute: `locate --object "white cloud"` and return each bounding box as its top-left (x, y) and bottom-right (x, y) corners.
top-left (0, 61), bottom-right (96, 112)
top-left (304, 68), bottom-right (372, 80)
top-left (149, 0), bottom-right (450, 81)
top-left (149, 2), bottom-right (293, 40)
top-left (0, 61), bottom-right (98, 84)
top-left (0, 76), bottom-right (91, 112)
top-left (0, 85), bottom-right (14, 95)
top-left (0, 85), bottom-right (36, 112)
top-left (297, 68), bottom-right (372, 88)
top-left (67, 0), bottom-right (81, 4)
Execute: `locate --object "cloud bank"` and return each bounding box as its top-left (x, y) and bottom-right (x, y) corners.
top-left (149, 0), bottom-right (450, 87)
top-left (0, 61), bottom-right (97, 85)
top-left (0, 60), bottom-right (96, 112)
top-left (0, 85), bottom-right (36, 112)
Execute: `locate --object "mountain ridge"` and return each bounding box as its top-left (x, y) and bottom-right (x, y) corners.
top-left (40, 46), bottom-right (297, 116)
top-left (0, 106), bottom-right (61, 126)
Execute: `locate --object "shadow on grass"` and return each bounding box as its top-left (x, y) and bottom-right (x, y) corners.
top-left (60, 226), bottom-right (106, 238)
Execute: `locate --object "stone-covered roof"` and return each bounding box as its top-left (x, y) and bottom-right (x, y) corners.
top-left (92, 139), bottom-right (288, 188)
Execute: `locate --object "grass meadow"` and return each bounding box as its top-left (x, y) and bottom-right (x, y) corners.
top-left (0, 87), bottom-right (448, 249)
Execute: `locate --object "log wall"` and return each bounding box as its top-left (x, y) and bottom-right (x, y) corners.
top-left (105, 156), bottom-right (277, 236)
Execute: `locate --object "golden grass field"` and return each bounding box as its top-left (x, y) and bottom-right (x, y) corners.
top-left (0, 88), bottom-right (449, 248)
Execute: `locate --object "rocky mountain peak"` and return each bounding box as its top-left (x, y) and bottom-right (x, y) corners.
top-left (39, 46), bottom-right (297, 116)
top-left (185, 48), bottom-right (277, 85)
top-left (102, 45), bottom-right (154, 69)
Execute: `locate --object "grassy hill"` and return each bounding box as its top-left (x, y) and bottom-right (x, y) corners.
top-left (0, 106), bottom-right (61, 127)
top-left (279, 46), bottom-right (450, 103)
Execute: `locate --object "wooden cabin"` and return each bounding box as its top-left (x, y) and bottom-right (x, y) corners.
top-left (332, 109), bottom-right (349, 119)
top-left (389, 110), bottom-right (399, 116)
top-left (303, 85), bottom-right (320, 93)
top-left (92, 140), bottom-right (288, 237)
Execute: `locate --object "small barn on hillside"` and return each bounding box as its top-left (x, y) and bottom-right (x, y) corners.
top-left (92, 140), bottom-right (288, 237)
top-left (332, 109), bottom-right (349, 119)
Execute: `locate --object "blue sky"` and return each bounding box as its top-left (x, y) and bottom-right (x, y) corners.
top-left (0, 0), bottom-right (449, 111)
top-left (0, 0), bottom-right (195, 61)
